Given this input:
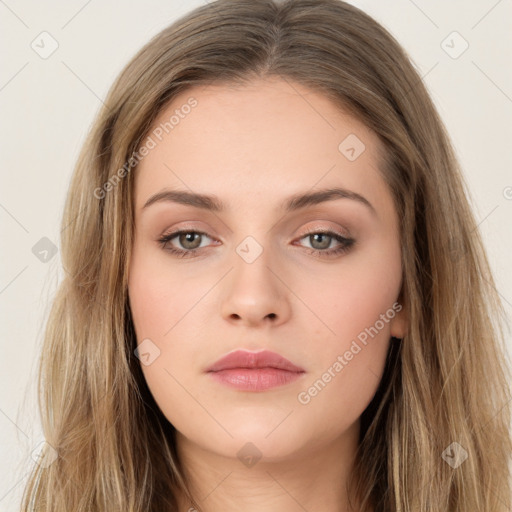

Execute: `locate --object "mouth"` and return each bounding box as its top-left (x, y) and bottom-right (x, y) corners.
top-left (206, 349), bottom-right (305, 391)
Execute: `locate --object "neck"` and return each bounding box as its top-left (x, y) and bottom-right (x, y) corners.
top-left (174, 420), bottom-right (363, 512)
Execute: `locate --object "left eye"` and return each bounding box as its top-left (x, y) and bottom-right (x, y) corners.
top-left (157, 229), bottom-right (355, 258)
top-left (300, 231), bottom-right (344, 251)
top-left (294, 230), bottom-right (355, 257)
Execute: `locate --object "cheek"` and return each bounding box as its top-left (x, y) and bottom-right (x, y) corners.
top-left (128, 251), bottom-right (211, 435)
top-left (128, 272), bottom-right (224, 413)
top-left (294, 236), bottom-right (402, 348)
top-left (128, 242), bottom-right (204, 340)
top-left (292, 240), bottom-right (401, 434)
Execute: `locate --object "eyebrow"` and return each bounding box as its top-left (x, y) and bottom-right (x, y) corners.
top-left (142, 186), bottom-right (376, 215)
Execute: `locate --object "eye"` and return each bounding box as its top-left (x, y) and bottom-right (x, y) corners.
top-left (295, 230), bottom-right (355, 257)
top-left (157, 230), bottom-right (215, 258)
top-left (157, 228), bottom-right (355, 259)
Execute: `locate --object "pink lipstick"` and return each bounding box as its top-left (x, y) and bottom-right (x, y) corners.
top-left (206, 349), bottom-right (305, 391)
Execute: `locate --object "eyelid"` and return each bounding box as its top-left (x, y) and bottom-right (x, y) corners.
top-left (158, 222), bottom-right (350, 243)
top-left (299, 224), bottom-right (350, 239)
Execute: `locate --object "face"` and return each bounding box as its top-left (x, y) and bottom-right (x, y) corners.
top-left (128, 77), bottom-right (406, 462)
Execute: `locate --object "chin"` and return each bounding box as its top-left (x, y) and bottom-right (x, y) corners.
top-left (215, 421), bottom-right (311, 463)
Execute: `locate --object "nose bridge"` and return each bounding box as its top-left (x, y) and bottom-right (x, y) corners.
top-left (220, 232), bottom-right (291, 326)
top-left (231, 233), bottom-right (278, 299)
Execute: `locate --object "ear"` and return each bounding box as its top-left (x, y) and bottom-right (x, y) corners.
top-left (390, 288), bottom-right (408, 339)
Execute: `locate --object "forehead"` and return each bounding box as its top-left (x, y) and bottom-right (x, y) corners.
top-left (133, 77), bottom-right (390, 216)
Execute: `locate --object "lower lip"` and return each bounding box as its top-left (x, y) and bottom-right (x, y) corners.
top-left (208, 368), bottom-right (304, 391)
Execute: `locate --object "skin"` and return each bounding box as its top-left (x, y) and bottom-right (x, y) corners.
top-left (128, 76), bottom-right (407, 512)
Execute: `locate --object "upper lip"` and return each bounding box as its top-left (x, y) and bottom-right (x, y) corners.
top-left (206, 349), bottom-right (305, 373)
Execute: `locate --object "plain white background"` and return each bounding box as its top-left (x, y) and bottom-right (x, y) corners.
top-left (1, 1), bottom-right (511, 510)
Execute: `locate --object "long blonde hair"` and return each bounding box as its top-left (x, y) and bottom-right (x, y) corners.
top-left (20, 0), bottom-right (512, 510)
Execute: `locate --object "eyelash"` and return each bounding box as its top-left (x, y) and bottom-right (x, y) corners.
top-left (157, 228), bottom-right (355, 259)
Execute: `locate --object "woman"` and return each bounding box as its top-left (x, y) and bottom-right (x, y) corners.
top-left (20, 0), bottom-right (512, 510)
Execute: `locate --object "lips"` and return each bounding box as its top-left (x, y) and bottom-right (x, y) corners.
top-left (206, 349), bottom-right (305, 373)
top-left (206, 349), bottom-right (305, 391)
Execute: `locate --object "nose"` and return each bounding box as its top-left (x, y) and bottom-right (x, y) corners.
top-left (220, 250), bottom-right (292, 328)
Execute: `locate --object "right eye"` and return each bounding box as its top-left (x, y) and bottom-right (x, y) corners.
top-left (157, 230), bottom-right (215, 258)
